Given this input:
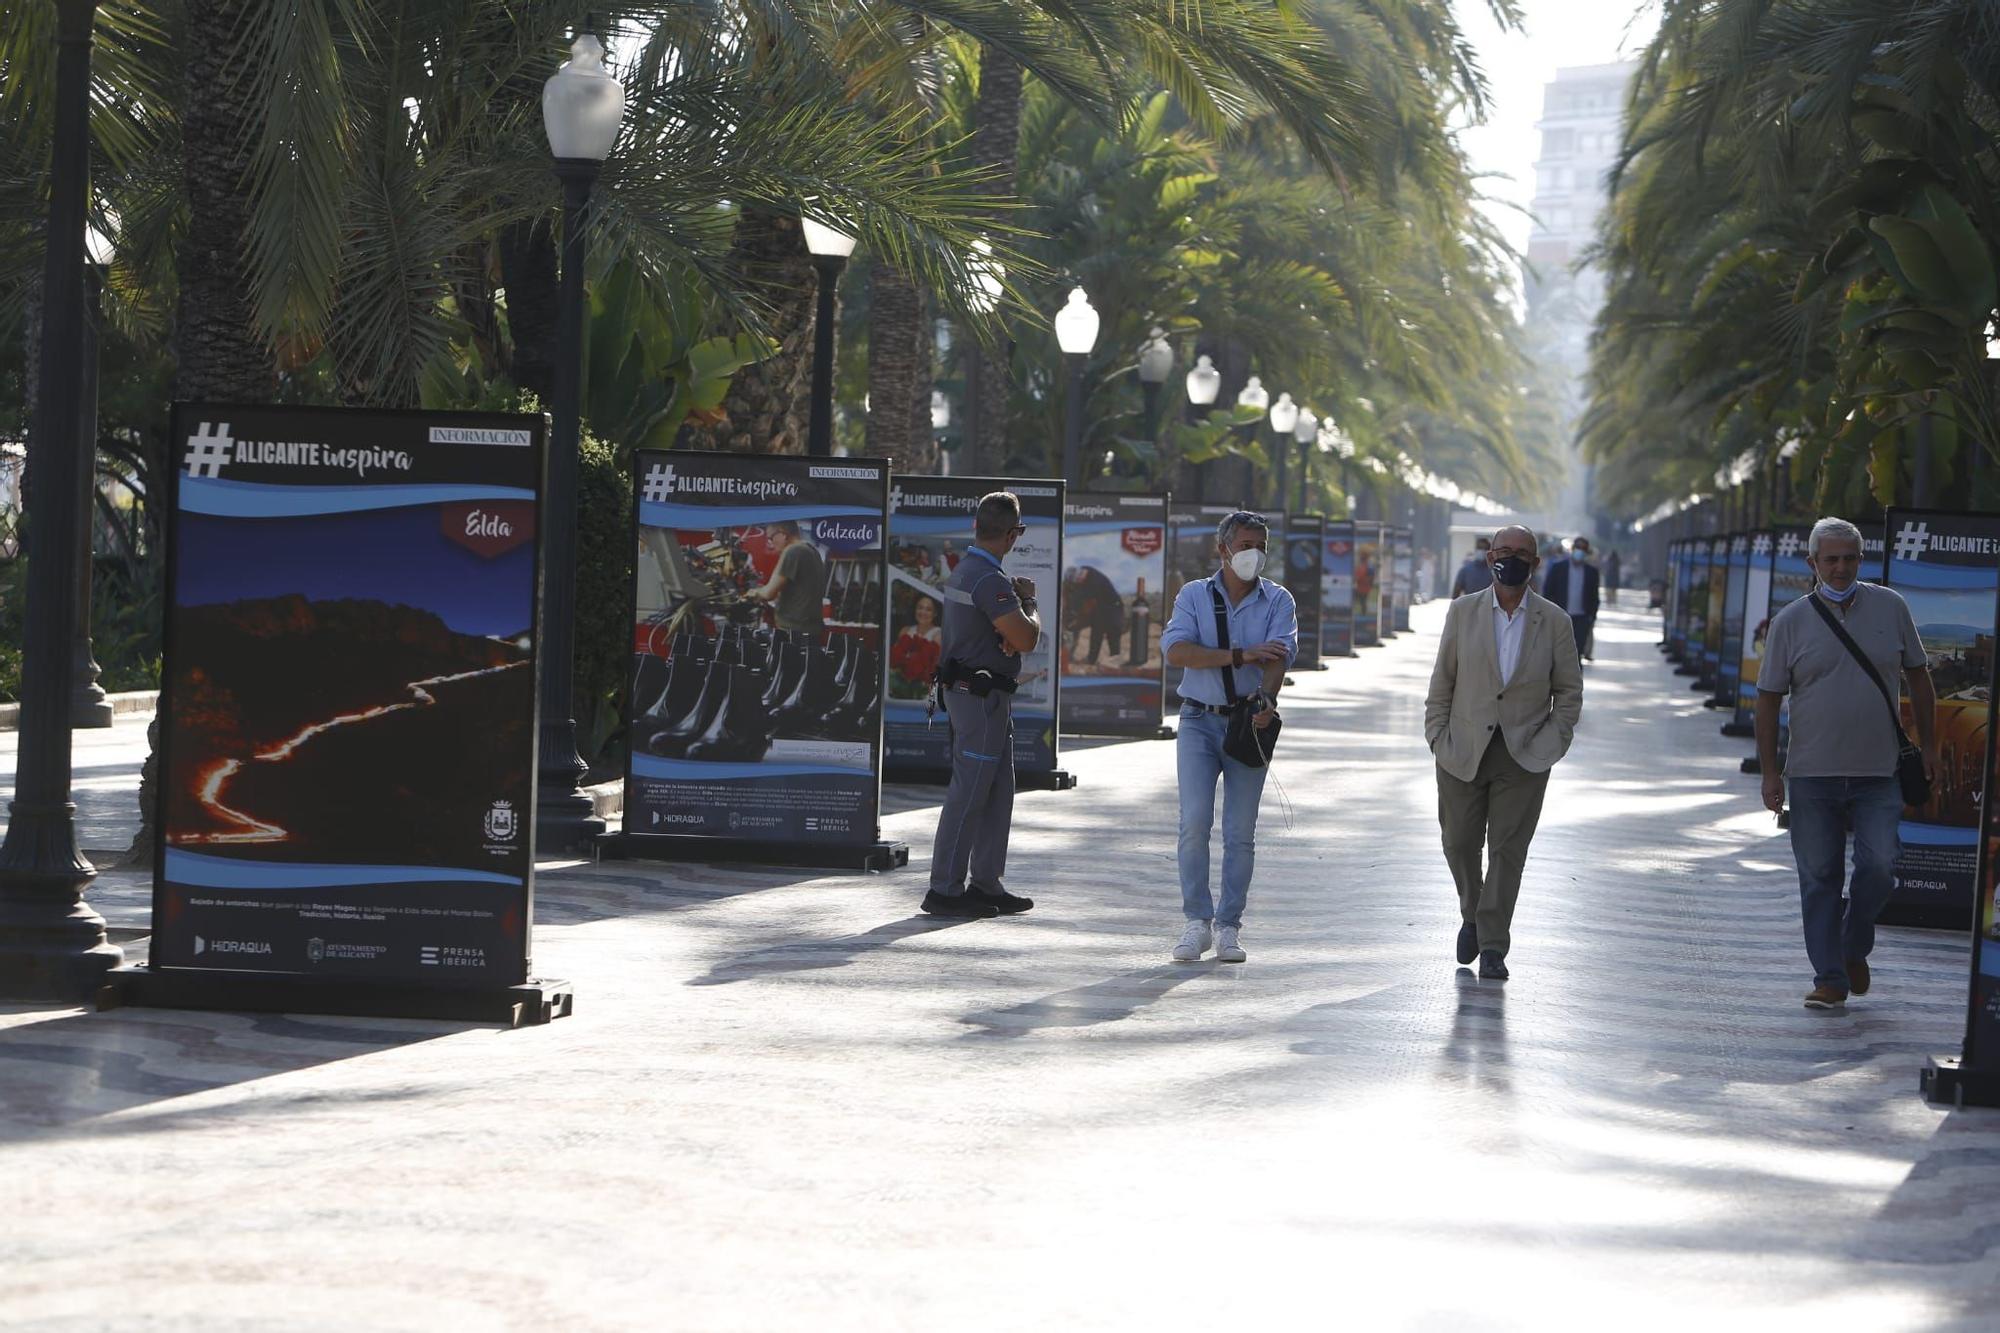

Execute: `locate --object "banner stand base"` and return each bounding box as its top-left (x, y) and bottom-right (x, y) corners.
top-left (1878, 902), bottom-right (1966, 930)
top-left (1921, 1055), bottom-right (2000, 1107)
top-left (600, 833), bottom-right (908, 874)
top-left (1673, 665), bottom-right (1699, 677)
top-left (1740, 756), bottom-right (1761, 774)
top-left (95, 966), bottom-right (572, 1028)
top-left (888, 768), bottom-right (1077, 791)
top-left (1703, 697), bottom-right (1731, 710)
top-left (1720, 721), bottom-right (1755, 737)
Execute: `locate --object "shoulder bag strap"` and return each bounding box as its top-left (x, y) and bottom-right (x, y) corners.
top-left (1805, 590), bottom-right (1914, 750)
top-left (1209, 577), bottom-right (1239, 705)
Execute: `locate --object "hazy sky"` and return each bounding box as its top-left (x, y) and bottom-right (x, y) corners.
top-left (1455, 1), bottom-right (1662, 258)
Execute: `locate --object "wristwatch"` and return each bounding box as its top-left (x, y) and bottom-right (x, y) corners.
top-left (1020, 596), bottom-right (1039, 613)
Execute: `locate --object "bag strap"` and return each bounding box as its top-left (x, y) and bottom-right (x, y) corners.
top-left (1805, 589), bottom-right (1915, 750)
top-left (1209, 577), bottom-right (1240, 705)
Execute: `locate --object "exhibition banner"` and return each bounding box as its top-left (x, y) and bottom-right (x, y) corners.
top-left (1285, 514), bottom-right (1325, 669)
top-left (1717, 533), bottom-right (1751, 708)
top-left (625, 450), bottom-right (890, 851)
top-left (1880, 509), bottom-right (2000, 927)
top-left (1681, 538), bottom-right (1712, 671)
top-left (883, 476), bottom-right (1065, 781)
top-left (1732, 531), bottom-right (1775, 731)
top-left (1666, 539), bottom-right (1687, 658)
top-left (1165, 502), bottom-right (1240, 708)
top-left (1354, 522), bottom-right (1385, 647)
top-left (1321, 520), bottom-right (1356, 658)
top-left (1700, 535), bottom-right (1729, 687)
top-left (1765, 524), bottom-right (1815, 752)
top-left (1957, 633), bottom-right (2000, 1078)
top-left (1392, 527), bottom-right (1415, 632)
top-left (1060, 492), bottom-right (1169, 735)
top-left (155, 403), bottom-right (544, 988)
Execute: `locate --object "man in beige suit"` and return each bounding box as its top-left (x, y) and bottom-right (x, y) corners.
top-left (1424, 525), bottom-right (1583, 979)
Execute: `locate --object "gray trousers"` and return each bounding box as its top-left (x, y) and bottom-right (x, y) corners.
top-left (928, 687), bottom-right (1015, 895)
top-left (1436, 735), bottom-right (1550, 956)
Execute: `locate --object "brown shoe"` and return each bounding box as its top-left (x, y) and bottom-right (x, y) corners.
top-left (1847, 958), bottom-right (1871, 996)
top-left (1804, 985), bottom-right (1849, 1010)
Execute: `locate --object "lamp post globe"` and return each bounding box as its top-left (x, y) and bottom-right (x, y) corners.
top-left (1292, 408), bottom-right (1317, 512)
top-left (801, 207), bottom-right (857, 459)
top-left (1136, 326), bottom-right (1172, 439)
top-left (1055, 287), bottom-right (1099, 485)
top-left (535, 29), bottom-right (624, 854)
top-left (1266, 393), bottom-right (1298, 512)
top-left (1185, 354), bottom-right (1221, 407)
top-left (1237, 375), bottom-right (1268, 413)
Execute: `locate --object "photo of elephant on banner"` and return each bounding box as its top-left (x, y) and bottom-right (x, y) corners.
top-left (1059, 492), bottom-right (1171, 738)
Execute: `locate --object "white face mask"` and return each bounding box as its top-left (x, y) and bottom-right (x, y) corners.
top-left (1228, 548), bottom-right (1266, 581)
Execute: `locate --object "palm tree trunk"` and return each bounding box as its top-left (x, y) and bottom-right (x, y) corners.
top-left (964, 48), bottom-right (1022, 474)
top-left (131, 0), bottom-right (277, 867)
top-left (678, 204), bottom-right (816, 454)
top-left (866, 261), bottom-right (937, 473)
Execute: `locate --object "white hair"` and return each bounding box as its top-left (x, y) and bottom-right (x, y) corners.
top-left (1808, 516), bottom-right (1864, 558)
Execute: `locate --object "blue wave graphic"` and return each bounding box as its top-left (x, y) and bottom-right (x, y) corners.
top-left (165, 848), bottom-right (521, 889)
top-left (894, 515), bottom-right (1058, 536)
top-left (639, 502), bottom-right (878, 530)
top-left (631, 754), bottom-right (872, 780)
top-left (181, 477), bottom-right (533, 518)
top-left (1065, 520), bottom-right (1159, 536)
top-left (1899, 823), bottom-right (1980, 847)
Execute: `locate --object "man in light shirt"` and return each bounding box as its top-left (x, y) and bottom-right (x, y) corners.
top-left (1424, 525), bottom-right (1584, 979)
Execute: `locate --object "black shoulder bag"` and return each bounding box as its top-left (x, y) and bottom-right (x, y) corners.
top-left (1209, 577), bottom-right (1281, 768)
top-left (1805, 591), bottom-right (1931, 807)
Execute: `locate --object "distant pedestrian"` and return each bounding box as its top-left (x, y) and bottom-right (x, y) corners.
top-left (1754, 516), bottom-right (1937, 1010)
top-left (1541, 537), bottom-right (1602, 662)
top-left (1162, 511), bottom-right (1297, 965)
top-left (922, 492), bottom-right (1044, 920)
top-left (1450, 538), bottom-right (1493, 597)
top-left (1604, 549), bottom-right (1622, 605)
top-left (1424, 524), bottom-right (1583, 980)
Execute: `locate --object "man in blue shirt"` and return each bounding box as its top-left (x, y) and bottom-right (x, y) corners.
top-left (1160, 511), bottom-right (1298, 963)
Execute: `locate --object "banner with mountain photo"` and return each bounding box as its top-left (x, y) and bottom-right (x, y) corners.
top-left (1732, 532), bottom-right (1775, 732)
top-left (1059, 493), bottom-right (1169, 736)
top-left (1354, 522), bottom-right (1384, 647)
top-left (1321, 520), bottom-right (1355, 658)
top-left (883, 476), bottom-right (1065, 781)
top-left (624, 451), bottom-right (892, 855)
top-left (1285, 514), bottom-right (1324, 669)
top-left (1880, 509), bottom-right (2000, 927)
top-left (155, 403), bottom-right (544, 988)
top-left (1717, 533), bottom-right (1752, 710)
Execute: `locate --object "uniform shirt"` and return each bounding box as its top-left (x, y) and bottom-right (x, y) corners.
top-left (1160, 573), bottom-right (1299, 706)
top-left (939, 546), bottom-right (1023, 678)
top-left (772, 540), bottom-right (827, 632)
top-left (1452, 558), bottom-right (1493, 596)
top-left (1759, 583), bottom-right (1927, 778)
top-left (1490, 584), bottom-right (1528, 686)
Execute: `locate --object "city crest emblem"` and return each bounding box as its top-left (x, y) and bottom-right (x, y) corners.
top-left (483, 800), bottom-right (519, 842)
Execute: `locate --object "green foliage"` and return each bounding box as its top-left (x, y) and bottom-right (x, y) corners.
top-left (574, 428), bottom-right (634, 774)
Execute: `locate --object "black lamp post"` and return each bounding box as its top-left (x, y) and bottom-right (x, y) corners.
top-left (73, 224), bottom-right (115, 729)
top-left (1292, 407), bottom-right (1318, 513)
top-left (1055, 287), bottom-right (1100, 486)
top-left (0, 0), bottom-right (123, 1001)
top-left (536, 31), bottom-right (624, 854)
top-left (802, 213), bottom-right (856, 458)
top-left (1136, 326), bottom-right (1172, 441)
top-left (1267, 392), bottom-right (1298, 513)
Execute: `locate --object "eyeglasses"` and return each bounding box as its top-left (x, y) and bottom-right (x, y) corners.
top-left (1009, 524), bottom-right (1027, 535)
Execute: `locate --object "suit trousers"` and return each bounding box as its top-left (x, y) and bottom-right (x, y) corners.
top-left (928, 688), bottom-right (1015, 895)
top-left (1436, 733), bottom-right (1550, 955)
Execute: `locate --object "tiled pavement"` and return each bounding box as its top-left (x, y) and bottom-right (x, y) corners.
top-left (4, 603), bottom-right (1998, 1330)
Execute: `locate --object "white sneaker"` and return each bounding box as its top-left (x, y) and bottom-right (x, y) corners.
top-left (1215, 926), bottom-right (1246, 963)
top-left (1172, 921), bottom-right (1212, 962)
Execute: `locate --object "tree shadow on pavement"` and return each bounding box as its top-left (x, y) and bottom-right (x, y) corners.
top-left (0, 1006), bottom-right (466, 1136)
top-left (686, 915), bottom-right (973, 985)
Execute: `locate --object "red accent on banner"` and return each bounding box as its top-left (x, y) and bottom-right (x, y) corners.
top-left (441, 501), bottom-right (536, 558)
top-left (1121, 526), bottom-right (1163, 557)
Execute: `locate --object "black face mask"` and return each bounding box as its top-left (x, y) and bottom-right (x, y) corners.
top-left (1492, 555), bottom-right (1533, 587)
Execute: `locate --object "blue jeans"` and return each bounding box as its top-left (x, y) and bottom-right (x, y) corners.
top-left (1177, 708), bottom-right (1270, 928)
top-left (1787, 775), bottom-right (1903, 990)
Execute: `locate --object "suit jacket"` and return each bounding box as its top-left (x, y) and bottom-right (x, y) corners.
top-left (1541, 558), bottom-right (1600, 619)
top-left (1424, 587), bottom-right (1584, 783)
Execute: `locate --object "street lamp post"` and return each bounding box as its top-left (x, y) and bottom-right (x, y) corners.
top-left (1184, 354), bottom-right (1220, 501)
top-left (1267, 392), bottom-right (1298, 513)
top-left (1235, 376), bottom-right (1268, 507)
top-left (73, 222), bottom-right (116, 728)
top-left (1054, 287), bottom-right (1100, 485)
top-left (963, 240), bottom-right (1005, 472)
top-left (1292, 407), bottom-right (1317, 512)
top-left (1136, 326), bottom-right (1172, 440)
top-left (802, 212), bottom-right (856, 458)
top-left (0, 0), bottom-right (123, 1000)
top-left (536, 31), bottom-right (624, 854)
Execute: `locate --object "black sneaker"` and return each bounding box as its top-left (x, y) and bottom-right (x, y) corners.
top-left (1478, 949), bottom-right (1509, 981)
top-left (1456, 922), bottom-right (1479, 966)
top-left (971, 884), bottom-right (1034, 915)
top-left (922, 889), bottom-right (999, 919)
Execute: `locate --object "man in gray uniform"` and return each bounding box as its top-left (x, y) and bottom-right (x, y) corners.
top-left (922, 492), bottom-right (1044, 919)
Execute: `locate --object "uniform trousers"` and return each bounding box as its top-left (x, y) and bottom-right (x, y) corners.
top-left (1436, 733), bottom-right (1550, 956)
top-left (928, 687), bottom-right (1016, 895)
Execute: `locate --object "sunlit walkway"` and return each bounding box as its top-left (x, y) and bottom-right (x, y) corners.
top-left (2, 601), bottom-right (1994, 1329)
